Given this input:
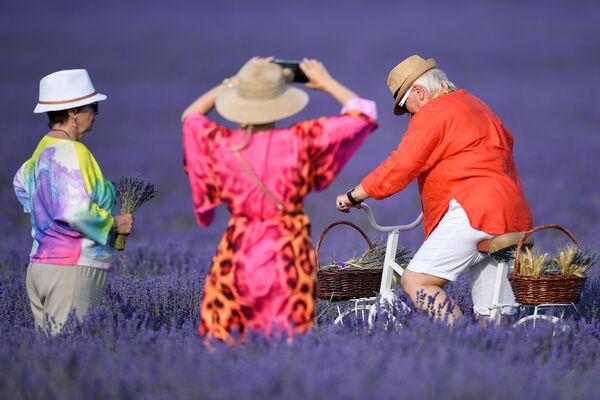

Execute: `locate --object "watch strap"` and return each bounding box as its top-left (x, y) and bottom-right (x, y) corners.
top-left (346, 189), bottom-right (360, 205)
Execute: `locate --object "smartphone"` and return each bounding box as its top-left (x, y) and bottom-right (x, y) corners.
top-left (272, 59), bottom-right (309, 83)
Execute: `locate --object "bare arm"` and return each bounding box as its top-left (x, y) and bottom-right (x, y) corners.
top-left (301, 59), bottom-right (370, 212)
top-left (180, 79), bottom-right (236, 122)
top-left (299, 59), bottom-right (359, 105)
top-left (335, 184), bottom-right (370, 213)
top-left (181, 57), bottom-right (276, 122)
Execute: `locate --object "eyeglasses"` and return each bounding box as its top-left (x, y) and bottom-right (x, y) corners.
top-left (88, 102), bottom-right (99, 114)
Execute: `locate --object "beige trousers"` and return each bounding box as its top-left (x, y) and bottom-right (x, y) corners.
top-left (25, 262), bottom-right (108, 334)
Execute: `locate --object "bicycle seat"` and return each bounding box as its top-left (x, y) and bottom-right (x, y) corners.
top-left (477, 232), bottom-right (533, 255)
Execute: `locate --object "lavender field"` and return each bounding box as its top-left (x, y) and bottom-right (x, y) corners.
top-left (2, 1), bottom-right (600, 399)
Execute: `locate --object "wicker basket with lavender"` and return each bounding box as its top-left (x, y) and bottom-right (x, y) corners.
top-left (114, 176), bottom-right (157, 251)
top-left (316, 221), bottom-right (411, 300)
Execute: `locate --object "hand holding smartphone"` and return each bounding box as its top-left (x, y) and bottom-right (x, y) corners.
top-left (272, 59), bottom-right (309, 83)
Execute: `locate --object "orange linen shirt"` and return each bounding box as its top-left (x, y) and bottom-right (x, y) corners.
top-left (362, 89), bottom-right (532, 238)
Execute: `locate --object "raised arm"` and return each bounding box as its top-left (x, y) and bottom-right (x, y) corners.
top-left (299, 59), bottom-right (359, 105)
top-left (181, 57), bottom-right (278, 122)
top-left (180, 80), bottom-right (236, 122)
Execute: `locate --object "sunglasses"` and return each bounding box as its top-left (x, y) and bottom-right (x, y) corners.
top-left (88, 102), bottom-right (99, 113)
top-left (397, 86), bottom-right (413, 113)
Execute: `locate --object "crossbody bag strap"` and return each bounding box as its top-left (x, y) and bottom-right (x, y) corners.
top-left (233, 149), bottom-right (287, 213)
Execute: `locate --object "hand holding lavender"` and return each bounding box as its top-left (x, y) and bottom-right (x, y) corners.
top-left (114, 176), bottom-right (157, 251)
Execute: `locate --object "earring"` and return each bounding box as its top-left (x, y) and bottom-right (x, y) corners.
top-left (73, 116), bottom-right (78, 128)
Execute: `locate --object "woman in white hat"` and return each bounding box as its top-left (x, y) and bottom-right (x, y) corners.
top-left (13, 69), bottom-right (134, 334)
top-left (181, 57), bottom-right (377, 344)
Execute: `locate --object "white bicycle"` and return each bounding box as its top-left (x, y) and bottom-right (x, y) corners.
top-left (318, 204), bottom-right (577, 333)
top-left (316, 202), bottom-right (422, 331)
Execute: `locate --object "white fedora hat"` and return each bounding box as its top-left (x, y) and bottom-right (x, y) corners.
top-left (34, 69), bottom-right (107, 113)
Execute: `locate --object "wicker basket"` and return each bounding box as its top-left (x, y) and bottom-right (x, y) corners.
top-left (509, 224), bottom-right (585, 305)
top-left (315, 221), bottom-right (381, 301)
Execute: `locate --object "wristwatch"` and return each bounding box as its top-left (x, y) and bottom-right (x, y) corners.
top-left (346, 188), bottom-right (361, 205)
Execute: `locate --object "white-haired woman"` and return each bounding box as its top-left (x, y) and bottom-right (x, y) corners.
top-left (336, 55), bottom-right (532, 325)
top-left (14, 69), bottom-right (133, 333)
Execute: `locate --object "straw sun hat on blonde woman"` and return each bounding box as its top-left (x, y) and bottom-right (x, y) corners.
top-left (215, 61), bottom-right (308, 125)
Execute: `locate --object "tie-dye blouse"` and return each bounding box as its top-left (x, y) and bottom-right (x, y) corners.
top-left (13, 136), bottom-right (116, 270)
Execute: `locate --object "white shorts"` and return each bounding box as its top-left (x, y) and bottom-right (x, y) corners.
top-left (407, 199), bottom-right (515, 315)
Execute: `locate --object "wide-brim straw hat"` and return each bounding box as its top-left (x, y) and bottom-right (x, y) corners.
top-left (387, 55), bottom-right (437, 115)
top-left (34, 69), bottom-right (106, 113)
top-left (215, 62), bottom-right (308, 125)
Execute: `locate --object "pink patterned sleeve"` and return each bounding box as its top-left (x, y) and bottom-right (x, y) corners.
top-left (305, 98), bottom-right (378, 191)
top-left (182, 113), bottom-right (222, 227)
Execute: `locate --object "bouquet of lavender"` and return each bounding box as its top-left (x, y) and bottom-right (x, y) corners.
top-left (334, 242), bottom-right (411, 270)
top-left (114, 176), bottom-right (157, 251)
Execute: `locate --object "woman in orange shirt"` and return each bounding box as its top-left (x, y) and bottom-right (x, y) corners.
top-left (336, 55), bottom-right (532, 325)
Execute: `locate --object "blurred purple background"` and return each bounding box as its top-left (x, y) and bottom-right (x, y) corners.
top-left (3, 3), bottom-right (600, 398)
top-left (2, 0), bottom-right (600, 259)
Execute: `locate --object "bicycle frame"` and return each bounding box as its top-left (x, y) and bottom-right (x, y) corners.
top-left (360, 203), bottom-right (422, 303)
top-left (356, 203), bottom-right (572, 331)
top-left (332, 202), bottom-right (422, 328)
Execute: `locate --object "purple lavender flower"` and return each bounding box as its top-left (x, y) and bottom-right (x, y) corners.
top-left (2, 1), bottom-right (600, 399)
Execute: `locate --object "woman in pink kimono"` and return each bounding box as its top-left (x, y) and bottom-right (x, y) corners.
top-left (181, 57), bottom-right (377, 344)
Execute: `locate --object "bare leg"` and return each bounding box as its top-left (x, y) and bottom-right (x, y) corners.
top-left (401, 269), bottom-right (462, 326)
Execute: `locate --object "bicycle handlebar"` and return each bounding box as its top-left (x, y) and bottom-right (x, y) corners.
top-left (359, 202), bottom-right (423, 233)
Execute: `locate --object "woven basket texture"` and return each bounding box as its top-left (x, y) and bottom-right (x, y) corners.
top-left (509, 224), bottom-right (584, 305)
top-left (315, 221), bottom-right (382, 301)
